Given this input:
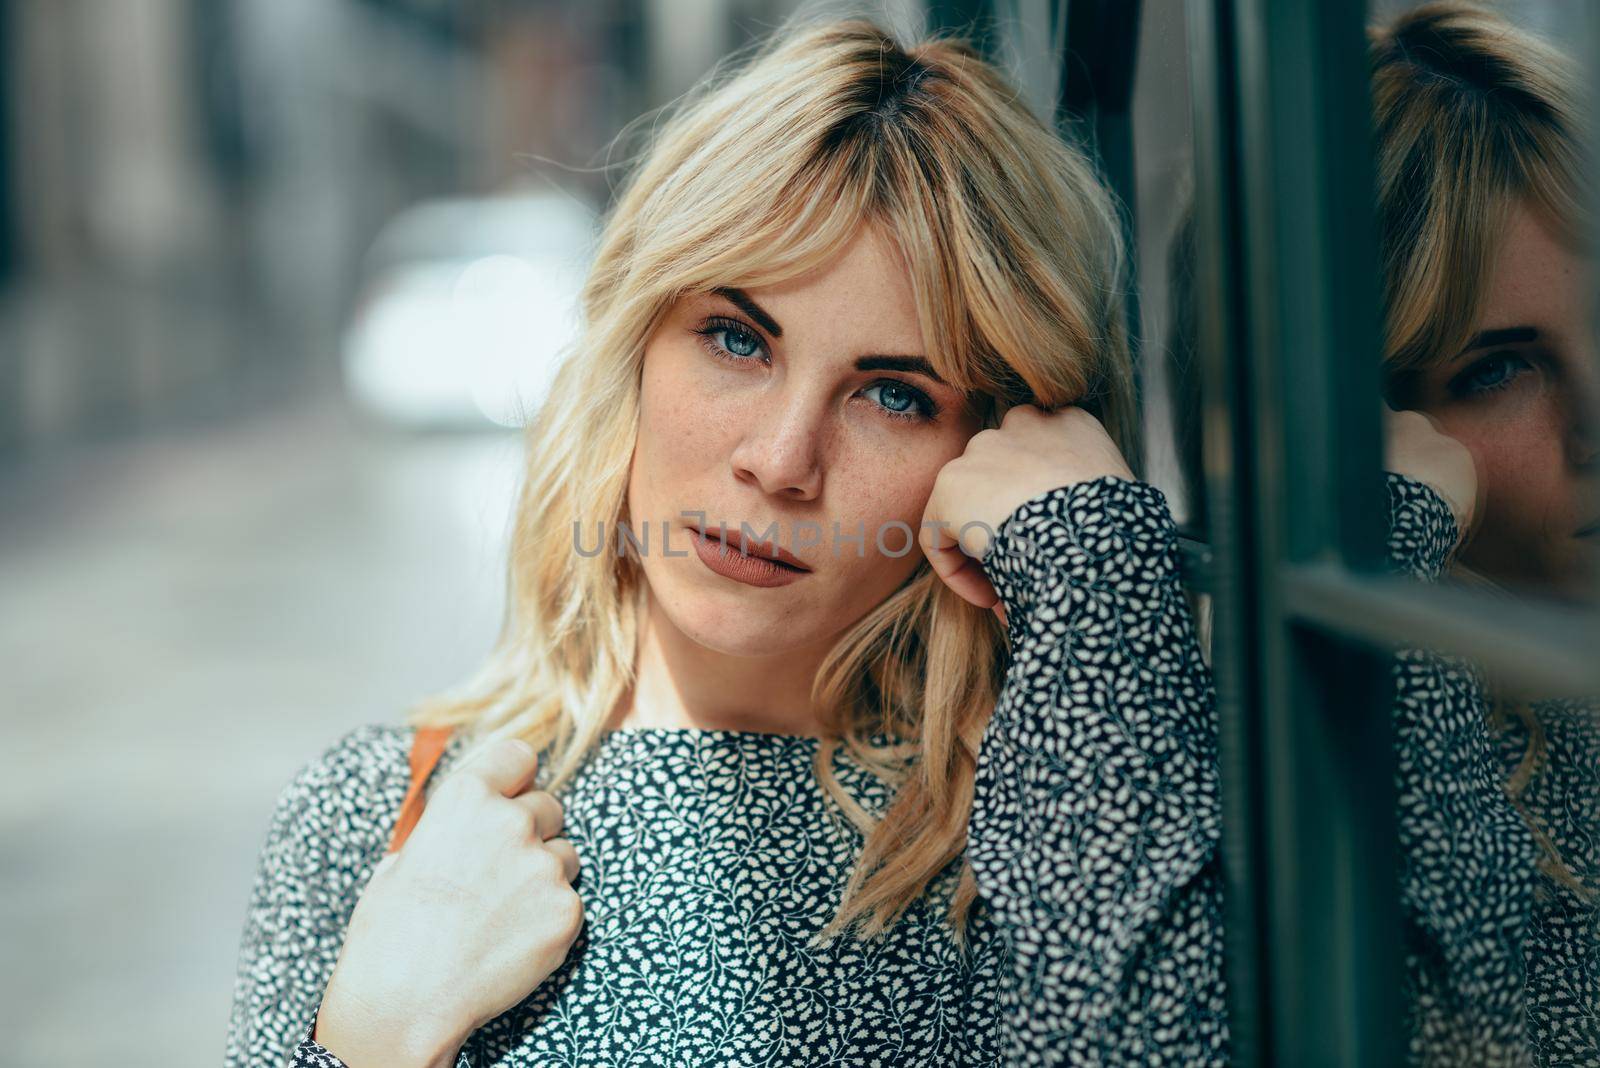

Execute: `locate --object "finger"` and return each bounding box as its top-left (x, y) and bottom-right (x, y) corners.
top-left (544, 836), bottom-right (581, 883)
top-left (920, 523), bottom-right (1004, 610)
top-left (939, 554), bottom-right (1002, 610)
top-left (920, 520), bottom-right (981, 582)
top-left (458, 736), bottom-right (540, 798)
top-left (359, 853), bottom-right (400, 900)
top-left (919, 483), bottom-right (1001, 598)
top-left (918, 508), bottom-right (965, 577)
top-left (510, 789), bottom-right (564, 840)
top-left (1463, 449), bottom-right (1488, 544)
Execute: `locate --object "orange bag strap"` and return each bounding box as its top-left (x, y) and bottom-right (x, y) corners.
top-left (386, 725), bottom-right (456, 855)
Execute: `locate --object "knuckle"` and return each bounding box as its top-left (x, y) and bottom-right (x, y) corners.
top-left (538, 794), bottom-right (566, 833)
top-left (551, 888), bottom-right (585, 939)
top-left (959, 430), bottom-right (997, 463)
top-left (488, 799), bottom-right (532, 839)
top-left (433, 770), bottom-right (482, 807)
top-left (526, 842), bottom-right (564, 881)
top-left (1058, 405), bottom-right (1091, 428)
top-left (544, 836), bottom-right (580, 877)
top-left (498, 736), bottom-right (538, 765)
top-left (454, 759), bottom-right (496, 790)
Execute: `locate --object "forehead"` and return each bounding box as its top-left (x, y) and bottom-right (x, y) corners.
top-left (1477, 203), bottom-right (1595, 335)
top-left (738, 225), bottom-right (925, 351)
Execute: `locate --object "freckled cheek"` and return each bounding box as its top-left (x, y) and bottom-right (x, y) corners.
top-left (1448, 420), bottom-right (1569, 540)
top-left (823, 450), bottom-right (948, 563)
top-left (639, 354), bottom-right (741, 467)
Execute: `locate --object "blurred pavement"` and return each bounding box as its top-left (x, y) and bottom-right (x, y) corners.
top-left (0, 392), bottom-right (520, 1064)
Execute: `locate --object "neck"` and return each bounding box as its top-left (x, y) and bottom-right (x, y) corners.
top-left (611, 588), bottom-right (833, 737)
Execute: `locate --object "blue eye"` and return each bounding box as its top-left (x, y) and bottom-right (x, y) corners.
top-left (695, 317), bottom-right (766, 362)
top-left (863, 381), bottom-right (936, 422)
top-left (1450, 351), bottom-right (1532, 398)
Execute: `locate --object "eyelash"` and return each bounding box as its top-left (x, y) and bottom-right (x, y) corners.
top-left (692, 315), bottom-right (941, 423)
top-left (1449, 350), bottom-right (1534, 399)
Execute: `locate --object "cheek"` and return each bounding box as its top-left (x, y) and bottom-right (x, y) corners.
top-left (823, 438), bottom-right (961, 566)
top-left (1437, 399), bottom-right (1569, 533)
top-left (636, 346), bottom-right (737, 483)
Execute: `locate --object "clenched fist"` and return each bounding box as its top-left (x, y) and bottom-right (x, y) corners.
top-left (919, 403), bottom-right (1137, 620)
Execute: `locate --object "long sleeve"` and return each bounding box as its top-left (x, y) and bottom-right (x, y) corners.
top-left (968, 474), bottom-right (1226, 1066)
top-left (224, 724), bottom-right (473, 1068)
top-left (1383, 472), bottom-right (1539, 1067)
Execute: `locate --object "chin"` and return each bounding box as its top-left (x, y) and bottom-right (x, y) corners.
top-left (684, 608), bottom-right (822, 657)
top-left (650, 574), bottom-right (822, 653)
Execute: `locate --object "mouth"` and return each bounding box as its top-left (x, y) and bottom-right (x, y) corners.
top-left (689, 526), bottom-right (812, 572)
top-left (1577, 520), bottom-right (1600, 539)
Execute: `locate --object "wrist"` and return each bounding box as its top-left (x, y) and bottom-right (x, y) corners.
top-left (315, 978), bottom-right (469, 1068)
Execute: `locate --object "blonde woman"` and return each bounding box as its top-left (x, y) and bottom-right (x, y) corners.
top-left (1368, 4), bottom-right (1599, 1066)
top-left (221, 18), bottom-right (1228, 1066)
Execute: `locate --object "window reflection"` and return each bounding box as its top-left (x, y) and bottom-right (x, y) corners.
top-left (1370, 2), bottom-right (1598, 609)
top-left (1366, 4), bottom-right (1600, 1065)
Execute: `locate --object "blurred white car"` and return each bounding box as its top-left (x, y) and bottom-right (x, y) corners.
top-left (341, 188), bottom-right (598, 429)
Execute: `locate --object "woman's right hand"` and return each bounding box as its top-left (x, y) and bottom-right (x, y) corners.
top-left (312, 736), bottom-right (583, 1067)
top-left (1383, 406), bottom-right (1485, 550)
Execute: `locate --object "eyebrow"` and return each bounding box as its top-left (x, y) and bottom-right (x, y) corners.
top-left (712, 288), bottom-right (783, 338)
top-left (1458, 326), bottom-right (1538, 355)
top-left (710, 287), bottom-right (948, 386)
top-left (856, 354), bottom-right (947, 385)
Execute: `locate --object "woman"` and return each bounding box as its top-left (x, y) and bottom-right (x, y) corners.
top-left (224, 19), bottom-right (1224, 1066)
top-left (222, 15), bottom-right (1469, 1068)
top-left (1369, 4), bottom-right (1598, 1065)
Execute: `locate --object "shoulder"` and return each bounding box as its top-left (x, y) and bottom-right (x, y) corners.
top-left (263, 722), bottom-right (428, 865)
top-left (280, 722), bottom-right (418, 803)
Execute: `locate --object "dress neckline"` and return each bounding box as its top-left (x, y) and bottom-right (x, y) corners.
top-left (598, 726), bottom-right (915, 751)
top-left (603, 725), bottom-right (822, 742)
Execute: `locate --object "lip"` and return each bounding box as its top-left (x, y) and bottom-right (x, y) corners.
top-left (689, 526), bottom-right (812, 588)
top-left (693, 525), bottom-right (812, 570)
top-left (1577, 521), bottom-right (1600, 539)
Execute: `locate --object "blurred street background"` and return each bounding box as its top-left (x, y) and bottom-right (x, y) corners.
top-left (0, 1), bottom-right (1029, 1063)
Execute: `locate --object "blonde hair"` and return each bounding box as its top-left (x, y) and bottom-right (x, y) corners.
top-left (1369, 0), bottom-right (1595, 900)
top-left (403, 15), bottom-right (1136, 946)
top-left (1371, 1), bottom-right (1591, 376)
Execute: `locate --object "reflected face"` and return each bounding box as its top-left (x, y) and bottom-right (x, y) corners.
top-left (625, 225), bottom-right (983, 657)
top-left (1401, 202), bottom-right (1600, 601)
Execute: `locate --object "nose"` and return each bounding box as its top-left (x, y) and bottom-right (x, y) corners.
top-left (728, 393), bottom-right (825, 501)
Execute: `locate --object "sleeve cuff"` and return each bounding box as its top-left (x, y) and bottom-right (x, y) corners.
top-left (1384, 471), bottom-right (1459, 581)
top-left (293, 1001), bottom-right (473, 1068)
top-left (291, 1003), bottom-right (352, 1067)
top-left (979, 474), bottom-right (1179, 636)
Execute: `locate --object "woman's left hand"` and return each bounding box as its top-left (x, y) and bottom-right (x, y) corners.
top-left (919, 402), bottom-right (1136, 623)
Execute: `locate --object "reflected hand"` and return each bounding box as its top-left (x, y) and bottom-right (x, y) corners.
top-left (1384, 405), bottom-right (1485, 551)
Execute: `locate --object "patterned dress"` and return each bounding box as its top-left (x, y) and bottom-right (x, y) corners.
top-left (222, 473), bottom-right (1584, 1067)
